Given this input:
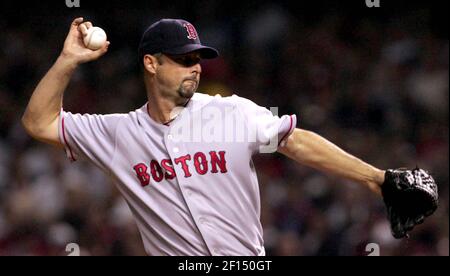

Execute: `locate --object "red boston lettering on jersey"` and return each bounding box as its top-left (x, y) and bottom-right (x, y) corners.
top-left (133, 151), bottom-right (228, 187)
top-left (133, 163), bottom-right (150, 187)
top-left (183, 23), bottom-right (198, 40)
top-left (161, 159), bottom-right (176, 180)
top-left (194, 152), bottom-right (208, 175)
top-left (174, 154), bottom-right (192, 178)
top-left (209, 151), bottom-right (228, 173)
top-left (150, 160), bottom-right (164, 183)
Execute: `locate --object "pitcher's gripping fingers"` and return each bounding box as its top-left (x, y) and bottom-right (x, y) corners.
top-left (78, 21), bottom-right (93, 36)
top-left (60, 18), bottom-right (110, 64)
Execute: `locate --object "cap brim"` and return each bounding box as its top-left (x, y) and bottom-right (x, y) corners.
top-left (163, 44), bottom-right (219, 59)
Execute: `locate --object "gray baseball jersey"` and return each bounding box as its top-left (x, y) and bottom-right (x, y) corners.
top-left (58, 92), bottom-right (297, 256)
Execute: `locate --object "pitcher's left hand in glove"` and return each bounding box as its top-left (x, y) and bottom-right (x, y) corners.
top-left (381, 168), bottom-right (439, 239)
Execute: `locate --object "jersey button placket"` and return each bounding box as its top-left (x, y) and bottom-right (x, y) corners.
top-left (166, 133), bottom-right (179, 153)
top-left (164, 126), bottom-right (215, 254)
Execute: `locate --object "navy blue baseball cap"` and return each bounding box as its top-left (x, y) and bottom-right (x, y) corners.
top-left (138, 19), bottom-right (219, 61)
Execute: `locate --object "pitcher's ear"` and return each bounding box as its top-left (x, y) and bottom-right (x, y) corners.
top-left (143, 54), bottom-right (159, 74)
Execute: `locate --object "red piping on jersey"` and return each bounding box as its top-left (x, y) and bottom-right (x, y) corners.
top-left (278, 115), bottom-right (294, 146)
top-left (62, 117), bottom-right (76, 161)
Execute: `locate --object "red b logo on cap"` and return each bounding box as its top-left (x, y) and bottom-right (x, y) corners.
top-left (184, 23), bottom-right (198, 40)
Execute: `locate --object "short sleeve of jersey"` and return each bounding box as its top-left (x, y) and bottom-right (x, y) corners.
top-left (58, 110), bottom-right (124, 172)
top-left (232, 95), bottom-right (297, 154)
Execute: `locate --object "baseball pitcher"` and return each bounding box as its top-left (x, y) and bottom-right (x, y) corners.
top-left (22, 18), bottom-right (438, 256)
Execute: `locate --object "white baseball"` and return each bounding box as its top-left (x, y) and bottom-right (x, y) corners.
top-left (83, 26), bottom-right (107, 50)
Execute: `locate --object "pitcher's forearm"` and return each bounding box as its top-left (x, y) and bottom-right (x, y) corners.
top-left (280, 129), bottom-right (385, 195)
top-left (22, 55), bottom-right (78, 132)
top-left (300, 131), bottom-right (384, 185)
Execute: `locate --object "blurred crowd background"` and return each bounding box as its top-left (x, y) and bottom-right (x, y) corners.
top-left (0, 0), bottom-right (448, 256)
